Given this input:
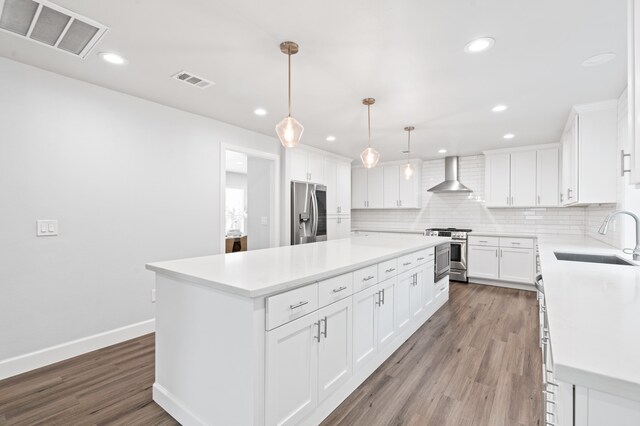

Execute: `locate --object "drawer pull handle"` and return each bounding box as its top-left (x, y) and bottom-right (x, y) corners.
top-left (363, 276), bottom-right (375, 281)
top-left (321, 316), bottom-right (328, 338)
top-left (511, 242), bottom-right (521, 245)
top-left (332, 286), bottom-right (348, 293)
top-left (385, 268), bottom-right (396, 273)
top-left (403, 262), bottom-right (412, 266)
top-left (289, 300), bottom-right (309, 310)
top-left (417, 257), bottom-right (425, 261)
top-left (479, 240), bottom-right (488, 243)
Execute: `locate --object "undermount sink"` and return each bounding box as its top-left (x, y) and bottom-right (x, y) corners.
top-left (554, 252), bottom-right (636, 266)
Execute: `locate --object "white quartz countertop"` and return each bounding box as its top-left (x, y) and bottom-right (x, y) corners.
top-left (352, 228), bottom-right (425, 235)
top-left (537, 236), bottom-right (640, 402)
top-left (146, 235), bottom-right (450, 298)
top-left (468, 231), bottom-right (537, 238)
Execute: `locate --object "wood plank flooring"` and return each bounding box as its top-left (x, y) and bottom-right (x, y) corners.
top-left (0, 283), bottom-right (540, 425)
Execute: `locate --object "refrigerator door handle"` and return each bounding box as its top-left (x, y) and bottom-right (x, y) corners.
top-left (311, 187), bottom-right (319, 237)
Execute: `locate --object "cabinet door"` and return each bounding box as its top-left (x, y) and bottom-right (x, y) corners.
top-left (290, 149), bottom-right (309, 182)
top-left (468, 245), bottom-right (499, 280)
top-left (383, 165), bottom-right (399, 208)
top-left (307, 152), bottom-right (324, 184)
top-left (351, 168), bottom-right (368, 209)
top-left (398, 166), bottom-right (416, 208)
top-left (317, 297), bottom-right (352, 403)
top-left (266, 313), bottom-right (318, 426)
top-left (352, 285), bottom-right (378, 372)
top-left (510, 151), bottom-right (537, 207)
top-left (326, 217), bottom-right (339, 241)
top-left (485, 154), bottom-right (511, 207)
top-left (536, 148), bottom-right (560, 206)
top-left (367, 167), bottom-right (385, 208)
top-left (499, 248), bottom-right (534, 284)
top-left (422, 262), bottom-right (435, 312)
top-left (336, 161), bottom-right (352, 214)
top-left (338, 217), bottom-right (351, 239)
top-left (377, 277), bottom-right (396, 349)
top-left (562, 117), bottom-right (579, 205)
top-left (324, 159), bottom-right (338, 215)
top-left (410, 267), bottom-right (424, 318)
top-left (394, 271), bottom-right (412, 332)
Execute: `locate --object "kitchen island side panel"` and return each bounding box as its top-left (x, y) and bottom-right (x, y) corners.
top-left (154, 274), bottom-right (265, 426)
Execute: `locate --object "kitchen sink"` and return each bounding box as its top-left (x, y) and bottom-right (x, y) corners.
top-left (554, 252), bottom-right (636, 266)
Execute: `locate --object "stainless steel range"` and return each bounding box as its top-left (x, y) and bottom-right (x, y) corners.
top-left (424, 228), bottom-right (471, 282)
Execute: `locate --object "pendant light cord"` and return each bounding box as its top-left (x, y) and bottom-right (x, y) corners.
top-left (367, 104), bottom-right (371, 148)
top-left (288, 50), bottom-right (292, 117)
top-left (407, 129), bottom-right (411, 161)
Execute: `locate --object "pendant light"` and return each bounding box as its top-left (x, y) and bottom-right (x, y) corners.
top-left (402, 126), bottom-right (416, 180)
top-left (360, 98), bottom-right (380, 168)
top-left (275, 41), bottom-right (304, 148)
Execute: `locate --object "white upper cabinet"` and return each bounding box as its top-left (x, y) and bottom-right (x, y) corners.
top-left (352, 161), bottom-right (421, 209)
top-left (537, 148), bottom-right (560, 206)
top-left (510, 151), bottom-right (537, 207)
top-left (325, 159), bottom-right (338, 213)
top-left (325, 158), bottom-right (352, 215)
top-left (484, 153), bottom-right (511, 207)
top-left (627, 0), bottom-right (640, 184)
top-left (561, 102), bottom-right (617, 205)
top-left (287, 147), bottom-right (325, 184)
top-left (484, 145), bottom-right (560, 208)
top-left (307, 152), bottom-right (324, 184)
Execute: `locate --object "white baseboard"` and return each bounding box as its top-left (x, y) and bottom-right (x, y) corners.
top-left (153, 383), bottom-right (208, 426)
top-left (0, 319), bottom-right (155, 381)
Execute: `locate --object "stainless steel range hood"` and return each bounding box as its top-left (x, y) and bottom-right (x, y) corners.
top-left (427, 156), bottom-right (472, 193)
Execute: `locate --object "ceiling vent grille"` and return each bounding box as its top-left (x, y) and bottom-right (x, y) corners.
top-left (0, 0), bottom-right (108, 58)
top-left (172, 71), bottom-right (214, 89)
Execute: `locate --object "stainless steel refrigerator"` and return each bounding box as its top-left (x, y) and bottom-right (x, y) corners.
top-left (291, 181), bottom-right (327, 245)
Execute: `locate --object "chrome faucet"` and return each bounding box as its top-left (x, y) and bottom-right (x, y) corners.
top-left (598, 210), bottom-right (640, 260)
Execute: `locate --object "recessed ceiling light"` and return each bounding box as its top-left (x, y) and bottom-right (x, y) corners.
top-left (99, 52), bottom-right (127, 65)
top-left (503, 133), bottom-right (515, 140)
top-left (581, 53), bottom-right (617, 67)
top-left (438, 149), bottom-right (447, 154)
top-left (326, 135), bottom-right (336, 142)
top-left (464, 37), bottom-right (495, 54)
top-left (492, 105), bottom-right (508, 112)
top-left (254, 108), bottom-right (267, 116)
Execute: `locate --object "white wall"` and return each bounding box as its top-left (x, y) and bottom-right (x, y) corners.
top-left (247, 157), bottom-right (274, 250)
top-left (352, 155), bottom-right (590, 236)
top-left (0, 57), bottom-right (280, 363)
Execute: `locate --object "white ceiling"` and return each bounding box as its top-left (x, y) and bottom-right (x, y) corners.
top-left (0, 0), bottom-right (627, 162)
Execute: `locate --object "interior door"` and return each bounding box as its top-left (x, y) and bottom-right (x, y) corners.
top-left (317, 297), bottom-right (352, 402)
top-left (510, 151), bottom-right (537, 207)
top-left (336, 162), bottom-right (352, 214)
top-left (351, 168), bottom-right (368, 209)
top-left (394, 271), bottom-right (412, 332)
top-left (377, 277), bottom-right (396, 349)
top-left (383, 165), bottom-right (399, 208)
top-left (485, 154), bottom-right (511, 207)
top-left (536, 148), bottom-right (560, 206)
top-left (352, 285), bottom-right (378, 372)
top-left (367, 167), bottom-right (385, 208)
top-left (265, 313), bottom-right (318, 426)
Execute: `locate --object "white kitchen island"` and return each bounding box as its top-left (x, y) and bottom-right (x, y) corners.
top-left (146, 235), bottom-right (451, 426)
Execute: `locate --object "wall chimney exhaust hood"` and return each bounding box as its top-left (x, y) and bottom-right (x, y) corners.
top-left (427, 156), bottom-right (472, 193)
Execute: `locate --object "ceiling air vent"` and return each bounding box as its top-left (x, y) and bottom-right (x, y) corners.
top-left (172, 71), bottom-right (214, 89)
top-left (0, 0), bottom-right (108, 58)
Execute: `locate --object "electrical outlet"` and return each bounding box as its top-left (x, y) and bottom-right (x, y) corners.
top-left (36, 220), bottom-right (58, 237)
top-left (151, 289), bottom-right (156, 303)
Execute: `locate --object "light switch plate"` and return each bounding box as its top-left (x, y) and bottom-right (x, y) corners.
top-left (36, 220), bottom-right (58, 237)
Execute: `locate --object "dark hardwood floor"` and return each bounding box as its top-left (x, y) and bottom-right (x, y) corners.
top-left (0, 283), bottom-right (540, 426)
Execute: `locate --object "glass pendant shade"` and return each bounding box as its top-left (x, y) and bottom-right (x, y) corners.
top-left (360, 147), bottom-right (380, 168)
top-left (276, 116), bottom-right (304, 148)
top-left (402, 162), bottom-right (415, 180)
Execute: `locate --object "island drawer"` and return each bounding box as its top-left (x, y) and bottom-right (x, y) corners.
top-left (414, 249), bottom-right (434, 265)
top-left (398, 253), bottom-right (416, 273)
top-left (468, 236), bottom-right (499, 247)
top-left (499, 237), bottom-right (534, 249)
top-left (353, 265), bottom-right (378, 292)
top-left (318, 273), bottom-right (353, 307)
top-left (378, 258), bottom-right (398, 282)
top-left (266, 283), bottom-right (318, 330)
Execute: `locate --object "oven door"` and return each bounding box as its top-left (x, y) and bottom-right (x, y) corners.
top-left (450, 240), bottom-right (467, 270)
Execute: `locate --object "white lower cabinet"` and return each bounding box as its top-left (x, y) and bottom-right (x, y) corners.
top-left (499, 247), bottom-right (534, 284)
top-left (395, 271), bottom-right (412, 332)
top-left (468, 245), bottom-right (499, 279)
top-left (317, 297), bottom-right (352, 402)
top-left (266, 312), bottom-right (319, 426)
top-left (352, 285), bottom-right (379, 372)
top-left (377, 278), bottom-right (396, 349)
top-left (410, 267), bottom-right (424, 318)
top-left (327, 216), bottom-right (351, 240)
top-left (422, 262), bottom-right (435, 311)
